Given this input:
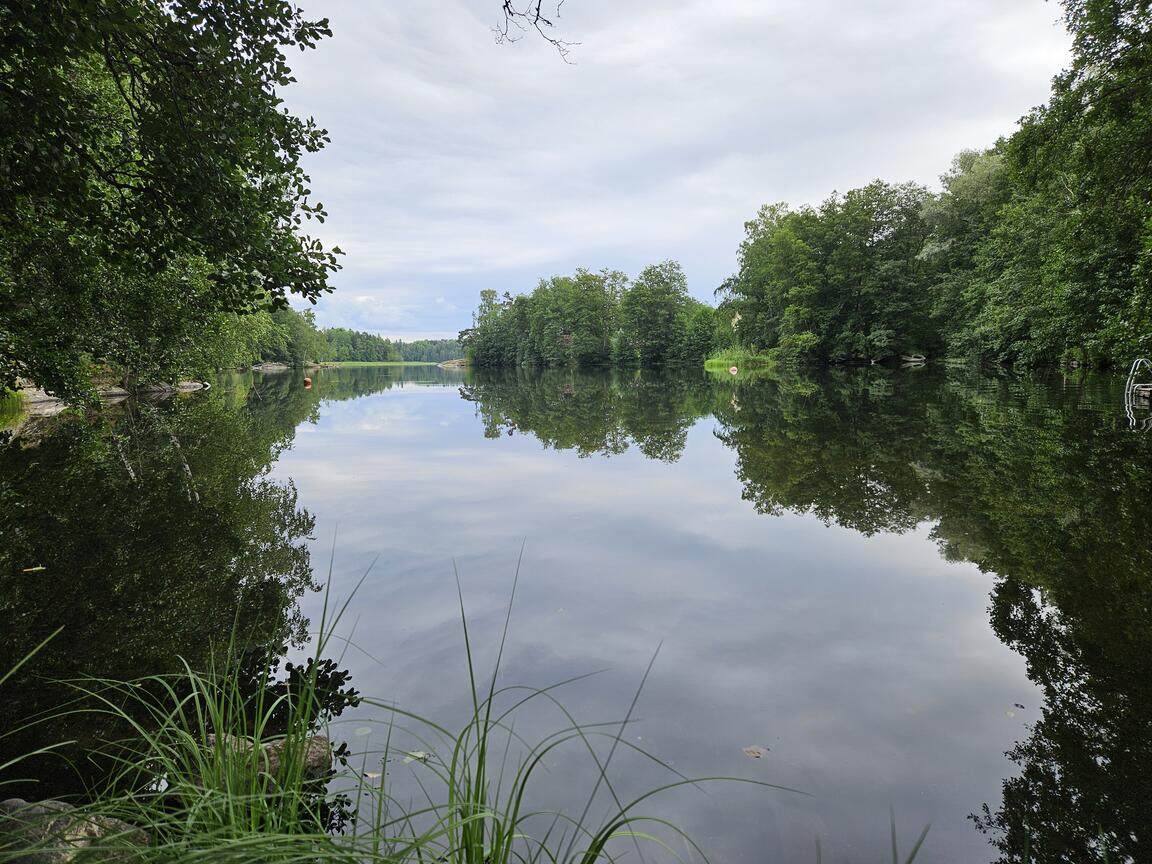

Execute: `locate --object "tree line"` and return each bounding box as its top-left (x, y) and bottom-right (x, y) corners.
top-left (392, 339), bottom-right (463, 363)
top-left (191, 308), bottom-right (461, 368)
top-left (317, 329), bottom-right (462, 363)
top-left (460, 261), bottom-right (722, 368)
top-left (308, 323), bottom-right (460, 364)
top-left (6, 0), bottom-right (1146, 396)
top-left (721, 0), bottom-right (1152, 368)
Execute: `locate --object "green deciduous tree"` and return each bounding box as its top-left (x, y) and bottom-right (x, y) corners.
top-left (619, 260), bottom-right (691, 366)
top-left (726, 183), bottom-right (933, 363)
top-left (463, 266), bottom-right (712, 370)
top-left (1, 0), bottom-right (341, 399)
top-left (958, 0), bottom-right (1152, 366)
top-left (918, 149), bottom-right (1013, 355)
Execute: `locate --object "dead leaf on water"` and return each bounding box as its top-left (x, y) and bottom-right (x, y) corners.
top-left (742, 745), bottom-right (770, 759)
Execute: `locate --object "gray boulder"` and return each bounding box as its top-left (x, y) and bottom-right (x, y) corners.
top-left (204, 733), bottom-right (332, 783)
top-left (0, 798), bottom-right (149, 863)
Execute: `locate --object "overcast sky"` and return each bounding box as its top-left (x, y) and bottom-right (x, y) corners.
top-left (283, 0), bottom-right (1070, 341)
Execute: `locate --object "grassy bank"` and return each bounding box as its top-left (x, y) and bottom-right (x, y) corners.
top-left (703, 349), bottom-right (776, 373)
top-left (0, 390), bottom-right (26, 430)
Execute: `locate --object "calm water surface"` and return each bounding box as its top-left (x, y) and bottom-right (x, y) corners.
top-left (2, 365), bottom-right (1149, 863)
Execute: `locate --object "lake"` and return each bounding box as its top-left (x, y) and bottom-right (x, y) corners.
top-left (2, 365), bottom-right (1149, 863)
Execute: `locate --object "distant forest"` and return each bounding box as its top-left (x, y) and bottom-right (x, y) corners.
top-left (188, 307), bottom-right (460, 370)
top-left (467, 1), bottom-right (1152, 370)
top-left (319, 327), bottom-right (461, 363)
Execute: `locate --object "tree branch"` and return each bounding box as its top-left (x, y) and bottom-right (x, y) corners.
top-left (496, 1), bottom-right (578, 62)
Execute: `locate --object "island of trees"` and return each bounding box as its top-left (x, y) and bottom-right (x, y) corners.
top-left (459, 262), bottom-right (718, 368)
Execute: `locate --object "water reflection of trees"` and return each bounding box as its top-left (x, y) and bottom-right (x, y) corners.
top-left (0, 381), bottom-right (324, 797)
top-left (459, 369), bottom-right (714, 461)
top-left (712, 371), bottom-right (930, 535)
top-left (1, 365), bottom-right (434, 800)
top-left (712, 367), bottom-right (1152, 863)
top-left (464, 365), bottom-right (1152, 860)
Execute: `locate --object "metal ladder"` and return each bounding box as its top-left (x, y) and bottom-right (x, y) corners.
top-left (1124, 358), bottom-right (1152, 429)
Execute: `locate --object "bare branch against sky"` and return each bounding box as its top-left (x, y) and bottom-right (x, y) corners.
top-left (495, 1), bottom-right (579, 61)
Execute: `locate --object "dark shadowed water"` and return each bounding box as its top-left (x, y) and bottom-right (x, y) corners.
top-left (2, 365), bottom-right (1150, 863)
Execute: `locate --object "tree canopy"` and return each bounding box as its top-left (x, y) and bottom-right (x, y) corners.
top-left (726, 182), bottom-right (933, 363)
top-left (1, 0), bottom-right (345, 398)
top-left (722, 0), bottom-right (1152, 368)
top-left (461, 262), bottom-right (720, 369)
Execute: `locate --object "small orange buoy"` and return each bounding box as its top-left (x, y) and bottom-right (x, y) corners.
top-left (303, 377), bottom-right (312, 389)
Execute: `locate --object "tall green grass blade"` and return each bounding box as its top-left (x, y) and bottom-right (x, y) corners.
top-left (904, 823), bottom-right (931, 863)
top-left (0, 625), bottom-right (63, 688)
